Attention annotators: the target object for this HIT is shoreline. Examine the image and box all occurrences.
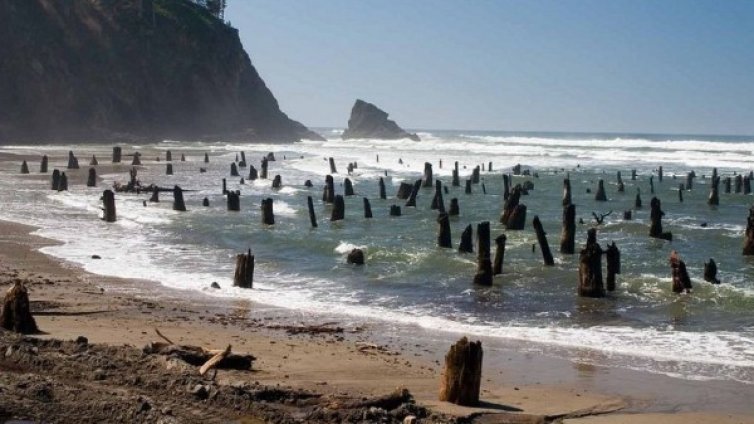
[1,219,753,422]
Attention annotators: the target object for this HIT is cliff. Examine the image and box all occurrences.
[0,0,323,143]
[341,100,420,141]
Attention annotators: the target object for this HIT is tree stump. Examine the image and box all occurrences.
[439,337,482,406]
[323,175,335,204]
[745,176,752,195]
[500,185,522,226]
[227,191,240,211]
[58,172,68,191]
[102,189,116,222]
[51,169,60,190]
[649,197,672,241]
[605,242,620,291]
[506,204,527,231]
[344,178,354,196]
[658,166,663,182]
[464,180,472,195]
[173,186,187,211]
[272,175,282,189]
[493,234,506,275]
[735,175,743,193]
[233,249,254,288]
[670,251,692,293]
[595,179,607,201]
[458,224,473,253]
[149,188,159,203]
[181,154,186,162]
[222,178,228,195]
[649,175,654,194]
[230,163,239,177]
[331,195,345,221]
[86,168,97,187]
[431,180,445,212]
[473,222,493,285]
[631,169,636,180]
[452,162,460,187]
[1,281,38,334]
[239,151,247,167]
[703,258,720,284]
[261,198,275,225]
[423,162,433,188]
[406,180,421,207]
[723,176,731,194]
[449,198,460,216]
[307,196,318,227]
[112,147,122,163]
[204,153,209,163]
[347,248,365,265]
[678,184,684,203]
[379,177,387,199]
[471,166,480,184]
[132,152,141,166]
[67,151,79,169]
[390,205,401,216]
[562,178,572,206]
[686,172,694,190]
[437,213,452,248]
[329,157,337,174]
[635,189,642,208]
[40,155,48,173]
[396,182,413,199]
[532,216,554,266]
[166,163,173,175]
[260,158,269,179]
[202,197,210,207]
[20,160,29,174]
[363,197,373,218]
[578,229,605,297]
[560,204,576,254]
[513,164,522,175]
[623,210,632,220]
[249,166,258,181]
[743,206,754,255]
[166,150,172,162]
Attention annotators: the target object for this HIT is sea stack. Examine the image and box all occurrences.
[341,99,420,141]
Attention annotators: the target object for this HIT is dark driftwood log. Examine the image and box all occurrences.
[464,180,472,195]
[503,174,510,201]
[149,188,159,203]
[724,176,731,194]
[562,178,572,206]
[493,234,506,275]
[704,258,720,284]
[431,180,445,212]
[670,251,692,294]
[204,153,209,163]
[347,249,364,265]
[344,178,354,196]
[458,224,473,253]
[67,151,79,169]
[437,213,452,248]
[260,158,268,179]
[222,178,227,195]
[307,196,318,227]
[378,177,387,199]
[423,162,433,188]
[595,179,607,201]
[743,206,754,255]
[51,169,60,190]
[363,197,373,218]
[227,191,240,211]
[560,204,576,254]
[473,222,493,286]
[102,189,116,222]
[112,147,122,163]
[248,166,258,181]
[396,182,413,199]
[331,195,345,221]
[144,342,255,371]
[406,180,421,207]
[1,281,38,334]
[439,337,482,406]
[58,172,68,191]
[649,197,672,241]
[173,186,187,211]
[323,175,335,203]
[578,228,605,298]
[532,216,554,266]
[40,155,48,173]
[471,166,480,184]
[20,160,29,174]
[605,242,620,291]
[329,157,337,174]
[87,168,96,187]
[132,152,141,166]
[233,249,254,288]
[261,198,275,225]
[449,198,459,216]
[506,204,527,231]
[390,205,401,217]
[272,175,282,189]
[230,163,239,177]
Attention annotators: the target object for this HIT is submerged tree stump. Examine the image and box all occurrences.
[724,176,731,194]
[239,151,247,167]
[506,204,527,231]
[459,224,473,253]
[233,249,254,289]
[649,175,654,194]
[204,153,209,163]
[249,166,258,181]
[532,216,554,266]
[260,158,269,179]
[439,337,483,406]
[703,258,720,284]
[102,189,116,222]
[222,178,228,195]
[307,196,318,227]
[649,197,672,241]
[745,176,752,195]
[578,228,605,298]
[40,155,48,173]
[347,248,365,265]
[329,157,337,174]
[562,178,572,206]
[503,174,510,201]
[132,152,141,166]
[363,197,373,218]
[390,205,401,217]
[631,169,637,180]
[379,177,387,199]
[449,198,460,216]
[331,195,345,221]
[431,180,445,212]
[743,206,754,255]
[227,191,240,211]
[261,198,275,225]
[396,182,413,199]
[58,172,68,191]
[686,172,694,190]
[473,222,493,286]
[560,204,576,254]
[464,180,472,195]
[181,154,186,162]
[735,175,743,193]
[605,242,621,291]
[202,197,210,207]
[471,166,480,184]
[112,147,122,163]
[173,186,187,211]
[708,172,720,205]
[406,180,421,207]
[149,188,159,203]
[272,175,282,189]
[67,151,79,169]
[344,178,354,196]
[166,150,172,162]
[1,281,38,334]
[437,213,452,248]
[678,184,684,203]
[500,185,522,227]
[422,162,434,188]
[230,163,239,177]
[86,168,97,187]
[51,169,61,190]
[635,189,642,209]
[493,234,506,275]
[323,175,335,204]
[670,251,692,294]
[595,179,607,201]
[20,161,29,174]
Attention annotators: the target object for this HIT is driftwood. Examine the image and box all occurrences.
[560,204,576,254]
[743,206,754,255]
[578,228,604,298]
[261,198,275,225]
[605,242,620,291]
[144,340,254,372]
[591,210,613,225]
[704,258,720,284]
[112,147,122,163]
[493,234,506,275]
[458,224,473,253]
[437,213,452,248]
[1,280,39,334]
[40,155,48,173]
[649,197,672,241]
[532,216,554,266]
[439,337,482,406]
[233,249,254,288]
[670,251,692,294]
[102,190,116,222]
[449,198,459,216]
[363,197,373,218]
[331,195,345,221]
[473,222,493,285]
[173,186,187,211]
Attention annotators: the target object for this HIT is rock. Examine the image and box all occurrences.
[341,100,420,141]
[347,249,365,265]
[91,255,101,259]
[210,282,220,289]
[75,336,89,345]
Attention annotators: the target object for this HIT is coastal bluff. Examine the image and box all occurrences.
[0,0,322,144]
[342,99,420,141]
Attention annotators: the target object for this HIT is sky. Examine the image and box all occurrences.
[226,0,754,135]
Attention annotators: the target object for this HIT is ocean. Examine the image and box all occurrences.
[1,129,753,385]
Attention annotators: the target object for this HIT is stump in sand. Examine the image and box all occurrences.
[437,213,452,248]
[166,163,173,176]
[532,216,554,266]
[449,198,459,216]
[670,251,692,294]
[422,162,433,188]
[704,258,720,284]
[378,177,387,199]
[51,169,61,190]
[743,206,754,255]
[560,204,576,254]
[649,197,672,241]
[307,196,318,227]
[578,228,604,298]
[459,224,473,254]
[1,281,38,334]
[67,151,80,169]
[227,191,240,211]
[363,197,373,218]
[473,222,493,286]
[323,175,335,204]
[344,178,354,196]
[173,186,187,211]
[562,178,572,206]
[605,242,620,292]
[261,198,275,225]
[40,155,48,173]
[594,179,607,201]
[102,189,116,222]
[493,234,506,275]
[112,147,122,163]
[431,180,445,212]
[248,166,258,181]
[230,163,239,177]
[439,337,483,406]
[87,168,97,187]
[331,195,345,221]
[233,249,254,289]
[272,175,282,189]
[20,161,29,174]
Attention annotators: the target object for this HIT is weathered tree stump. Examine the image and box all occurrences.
[531,216,554,266]
[261,198,275,225]
[51,169,60,190]
[459,224,473,253]
[329,157,337,174]
[390,205,401,216]
[347,163,354,175]
[112,147,122,163]
[631,169,636,180]
[745,176,752,195]
[578,228,604,298]
[623,210,632,220]
[670,251,692,293]
[605,242,620,291]
[724,176,732,194]
[649,197,672,241]
[67,151,79,169]
[501,185,526,230]
[396,182,413,199]
[344,178,354,196]
[149,188,159,203]
[562,178,572,206]
[58,172,68,191]
[40,155,48,173]
[102,189,116,222]
[304,179,313,188]
[132,152,141,166]
[323,175,335,204]
[743,206,754,255]
[238,151,247,167]
[703,258,720,284]
[306,196,318,227]
[222,178,228,195]
[379,177,387,199]
[560,204,576,254]
[230,163,239,177]
[165,150,172,162]
[406,180,421,207]
[649,175,654,194]
[272,175,282,189]
[464,180,472,195]
[658,166,663,182]
[616,171,624,193]
[166,163,173,175]
[678,184,684,203]
[260,158,269,179]
[493,234,506,275]
[363,197,373,218]
[172,186,187,211]
[449,198,460,216]
[513,164,522,175]
[202,197,210,207]
[347,248,365,265]
[473,222,493,285]
[204,153,209,163]
[86,168,96,187]
[506,204,527,231]
[20,160,29,174]
[452,161,460,187]
[708,173,720,205]
[595,179,607,201]
[181,154,186,162]
[439,337,483,406]
[635,188,642,208]
[248,165,258,181]
[437,213,452,248]
[331,195,345,221]
[735,174,743,193]
[227,191,240,211]
[423,162,434,188]
[686,172,694,190]
[1,281,38,334]
[471,166,480,184]
[431,180,445,212]
[233,249,254,289]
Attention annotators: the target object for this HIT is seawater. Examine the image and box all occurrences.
[0,130,753,385]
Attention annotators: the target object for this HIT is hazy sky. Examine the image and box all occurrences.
[226,1,754,135]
